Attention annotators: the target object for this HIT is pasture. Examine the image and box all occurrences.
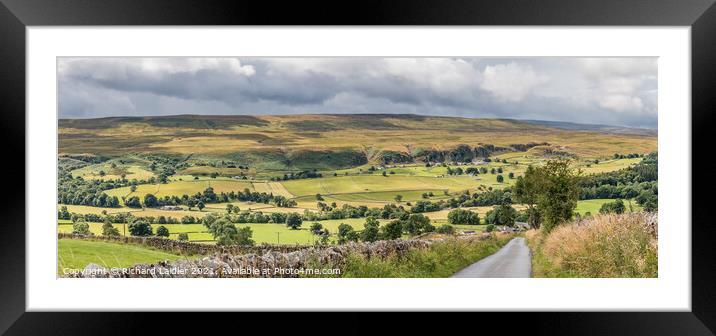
[281,175,491,198]
[58,113,656,264]
[71,164,155,181]
[58,238,185,274]
[103,179,255,198]
[575,198,643,215]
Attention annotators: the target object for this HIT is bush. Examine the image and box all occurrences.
[128,220,153,236]
[436,225,455,234]
[72,219,91,235]
[599,199,626,214]
[205,217,254,246]
[101,221,120,236]
[309,222,324,235]
[286,213,303,230]
[177,233,189,241]
[337,223,359,244]
[485,224,495,232]
[156,225,170,237]
[447,208,480,225]
[360,217,381,242]
[381,220,403,240]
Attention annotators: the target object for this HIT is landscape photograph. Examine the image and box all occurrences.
[57,57,658,278]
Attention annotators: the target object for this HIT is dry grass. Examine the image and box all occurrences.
[59,114,657,158]
[527,212,657,278]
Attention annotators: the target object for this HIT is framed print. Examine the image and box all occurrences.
[2,0,716,334]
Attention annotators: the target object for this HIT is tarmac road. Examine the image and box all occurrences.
[450,237,532,278]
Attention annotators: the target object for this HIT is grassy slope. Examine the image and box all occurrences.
[59,114,657,160]
[58,239,186,274]
[104,179,254,198]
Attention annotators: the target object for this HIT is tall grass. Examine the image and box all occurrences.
[527,213,657,278]
[304,234,513,278]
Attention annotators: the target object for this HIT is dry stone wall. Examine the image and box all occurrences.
[58,232,310,256]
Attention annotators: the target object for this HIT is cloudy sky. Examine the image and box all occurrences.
[58,57,657,128]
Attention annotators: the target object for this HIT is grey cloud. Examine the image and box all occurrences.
[58,57,657,128]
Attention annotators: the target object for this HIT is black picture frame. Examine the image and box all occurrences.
[1,0,715,334]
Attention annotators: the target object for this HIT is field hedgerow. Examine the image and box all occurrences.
[527,212,657,278]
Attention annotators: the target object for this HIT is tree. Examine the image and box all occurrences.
[130,185,137,192]
[226,204,234,213]
[143,193,158,207]
[286,213,303,230]
[128,220,153,236]
[382,171,387,177]
[360,217,381,242]
[156,225,170,237]
[381,220,403,240]
[204,217,254,246]
[403,213,434,236]
[496,175,504,183]
[528,159,581,232]
[513,165,542,229]
[599,199,626,214]
[309,222,324,235]
[72,219,90,235]
[125,196,142,208]
[496,204,517,226]
[337,223,359,244]
[197,201,205,212]
[394,194,403,203]
[436,224,455,234]
[101,220,120,236]
[177,233,189,241]
[447,208,480,225]
[316,193,324,201]
[508,172,515,179]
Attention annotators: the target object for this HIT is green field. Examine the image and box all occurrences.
[58,113,656,271]
[282,175,491,197]
[579,158,642,174]
[104,179,255,198]
[58,239,186,274]
[71,163,155,181]
[575,198,642,215]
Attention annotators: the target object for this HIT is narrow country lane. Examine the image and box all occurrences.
[451,237,532,278]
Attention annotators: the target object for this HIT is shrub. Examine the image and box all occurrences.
[360,217,381,242]
[485,224,495,232]
[177,233,189,241]
[205,217,254,246]
[128,220,153,236]
[72,219,91,235]
[381,220,403,240]
[101,220,120,236]
[309,222,324,235]
[447,208,480,225]
[599,199,626,214]
[337,223,359,244]
[436,225,455,234]
[156,225,170,237]
[286,213,303,230]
